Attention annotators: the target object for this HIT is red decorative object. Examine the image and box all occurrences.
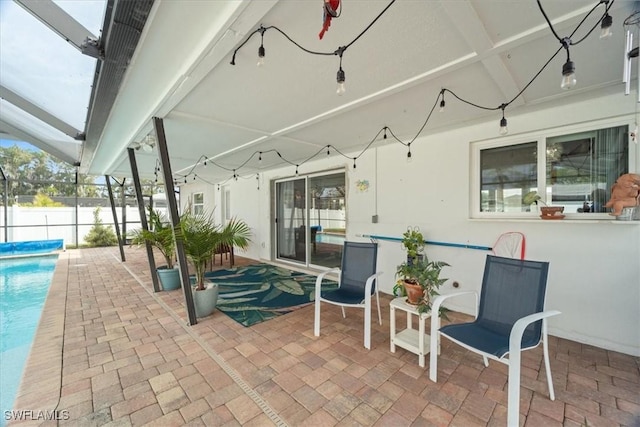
[319,0,340,40]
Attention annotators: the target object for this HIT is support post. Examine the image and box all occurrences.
[153,116,197,325]
[127,148,161,292]
[106,175,126,262]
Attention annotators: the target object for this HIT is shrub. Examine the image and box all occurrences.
[84,207,118,247]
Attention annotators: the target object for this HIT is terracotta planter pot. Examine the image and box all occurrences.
[540,206,565,219]
[403,281,424,305]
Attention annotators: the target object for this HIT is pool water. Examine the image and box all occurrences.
[0,255,57,425]
[315,233,345,245]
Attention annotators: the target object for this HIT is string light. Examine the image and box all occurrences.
[336,47,346,96]
[536,0,613,91]
[257,26,266,67]
[499,105,508,136]
[600,13,613,39]
[230,2,397,95]
[560,38,576,90]
[172,0,613,185]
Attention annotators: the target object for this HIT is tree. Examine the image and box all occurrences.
[22,192,65,207]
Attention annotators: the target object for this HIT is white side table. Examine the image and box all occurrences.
[390,297,431,367]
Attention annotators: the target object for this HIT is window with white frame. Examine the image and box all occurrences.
[473,124,630,217]
[193,192,204,215]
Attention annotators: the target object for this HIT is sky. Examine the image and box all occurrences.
[0,0,105,146]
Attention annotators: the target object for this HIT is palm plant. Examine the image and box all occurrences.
[130,207,176,268]
[177,207,253,291]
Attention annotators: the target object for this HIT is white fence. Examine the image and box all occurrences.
[0,206,150,245]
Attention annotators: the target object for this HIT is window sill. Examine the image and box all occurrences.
[470,217,640,224]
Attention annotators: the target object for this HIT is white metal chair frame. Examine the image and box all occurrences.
[429,288,560,426]
[314,267,384,350]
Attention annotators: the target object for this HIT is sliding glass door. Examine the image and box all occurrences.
[275,171,345,268]
[275,178,306,262]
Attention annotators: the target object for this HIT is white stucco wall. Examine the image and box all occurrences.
[181,87,640,356]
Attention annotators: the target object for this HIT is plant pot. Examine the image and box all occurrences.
[157,266,181,290]
[192,281,219,318]
[540,206,565,219]
[403,281,424,305]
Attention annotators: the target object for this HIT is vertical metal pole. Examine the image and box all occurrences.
[3,175,8,242]
[153,116,197,325]
[75,170,79,246]
[121,179,127,244]
[127,148,161,292]
[106,175,126,262]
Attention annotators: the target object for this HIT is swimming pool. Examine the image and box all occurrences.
[315,233,346,245]
[0,255,57,426]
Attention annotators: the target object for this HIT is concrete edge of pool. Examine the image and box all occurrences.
[10,251,68,425]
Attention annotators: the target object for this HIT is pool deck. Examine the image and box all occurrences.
[8,246,640,426]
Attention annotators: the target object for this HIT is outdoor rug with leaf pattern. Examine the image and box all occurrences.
[205,263,338,327]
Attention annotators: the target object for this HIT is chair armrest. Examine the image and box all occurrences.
[509,310,561,353]
[431,291,479,319]
[315,268,341,299]
[364,271,384,296]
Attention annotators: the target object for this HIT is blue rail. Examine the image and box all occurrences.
[361,234,491,251]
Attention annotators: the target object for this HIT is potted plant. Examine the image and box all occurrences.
[177,210,252,318]
[400,227,425,265]
[129,207,181,290]
[523,191,564,219]
[394,227,449,313]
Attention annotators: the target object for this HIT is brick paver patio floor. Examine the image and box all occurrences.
[8,247,640,426]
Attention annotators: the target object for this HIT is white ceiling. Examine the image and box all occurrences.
[25,1,640,183]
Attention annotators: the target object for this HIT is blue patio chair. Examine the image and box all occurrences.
[429,255,560,427]
[314,241,383,349]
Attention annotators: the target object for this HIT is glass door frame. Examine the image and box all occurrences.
[273,168,345,268]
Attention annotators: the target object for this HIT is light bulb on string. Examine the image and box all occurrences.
[257,26,266,67]
[352,158,357,169]
[335,47,346,96]
[258,152,263,165]
[383,127,387,139]
[560,38,576,90]
[561,60,576,90]
[336,67,346,95]
[406,145,413,163]
[295,165,299,175]
[600,13,613,39]
[326,145,331,156]
[499,104,508,136]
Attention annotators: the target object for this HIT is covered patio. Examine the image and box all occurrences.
[11,246,639,426]
[2,0,640,425]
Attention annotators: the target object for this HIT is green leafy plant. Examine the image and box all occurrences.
[523,191,547,207]
[400,227,425,262]
[177,210,252,291]
[84,207,118,247]
[394,227,449,314]
[129,207,176,268]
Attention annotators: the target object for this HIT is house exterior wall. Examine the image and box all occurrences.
[181,88,640,356]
